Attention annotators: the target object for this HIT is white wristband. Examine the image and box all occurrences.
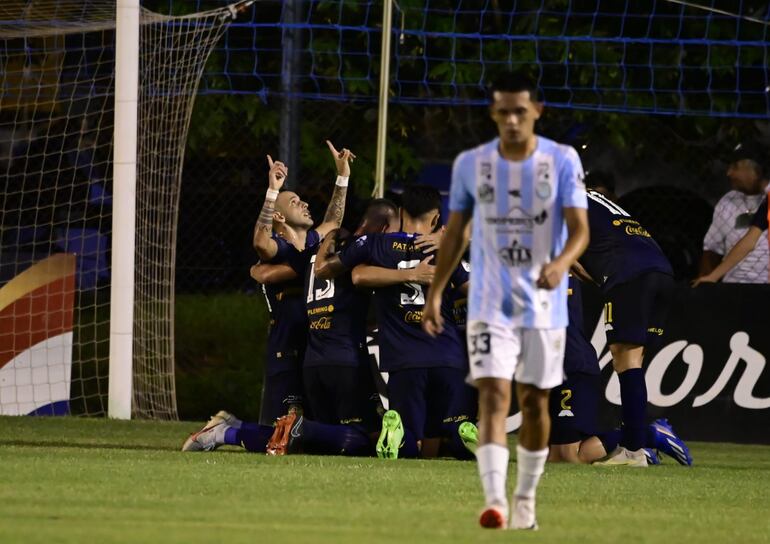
[335,175,349,187]
[265,188,279,201]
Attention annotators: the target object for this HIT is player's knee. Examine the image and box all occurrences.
[517,388,548,420]
[478,380,510,415]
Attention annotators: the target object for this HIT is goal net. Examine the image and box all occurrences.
[0,0,239,418]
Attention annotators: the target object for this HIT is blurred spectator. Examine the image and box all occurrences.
[584,169,618,201]
[699,145,768,283]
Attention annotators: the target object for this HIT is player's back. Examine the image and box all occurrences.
[344,231,468,372]
[580,190,672,291]
[301,236,370,368]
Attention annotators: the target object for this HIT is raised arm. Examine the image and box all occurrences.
[693,226,763,286]
[351,257,435,287]
[537,206,589,289]
[422,210,472,336]
[313,229,348,280]
[315,140,356,238]
[252,155,287,261]
[250,263,298,285]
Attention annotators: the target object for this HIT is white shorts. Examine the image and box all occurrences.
[467,321,566,390]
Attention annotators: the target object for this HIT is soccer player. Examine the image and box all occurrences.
[547,276,692,466]
[572,183,674,468]
[265,198,402,456]
[181,142,355,451]
[694,194,768,285]
[314,184,476,461]
[250,141,354,426]
[421,71,590,530]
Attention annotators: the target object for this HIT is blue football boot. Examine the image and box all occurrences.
[650,418,693,466]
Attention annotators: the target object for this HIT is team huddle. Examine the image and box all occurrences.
[182,72,693,530]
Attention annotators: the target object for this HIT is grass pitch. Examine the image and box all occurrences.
[1,417,769,544]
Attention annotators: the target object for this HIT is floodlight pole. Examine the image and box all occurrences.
[374,0,394,198]
[109,0,139,419]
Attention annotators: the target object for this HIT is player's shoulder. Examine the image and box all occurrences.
[454,139,497,165]
[715,190,744,208]
[538,135,580,163]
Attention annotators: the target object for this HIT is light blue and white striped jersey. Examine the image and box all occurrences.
[449,136,587,329]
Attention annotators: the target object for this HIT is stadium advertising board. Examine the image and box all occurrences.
[368,283,770,444]
[582,283,770,444]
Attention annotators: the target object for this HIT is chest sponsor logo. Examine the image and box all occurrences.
[478,183,495,203]
[310,316,333,330]
[404,310,423,323]
[499,240,532,267]
[487,208,548,233]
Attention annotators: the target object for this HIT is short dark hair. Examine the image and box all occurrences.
[730,143,767,179]
[487,70,540,102]
[584,170,616,193]
[401,185,441,219]
[362,198,398,225]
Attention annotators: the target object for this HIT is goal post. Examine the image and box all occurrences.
[108,0,139,420]
[0,1,250,420]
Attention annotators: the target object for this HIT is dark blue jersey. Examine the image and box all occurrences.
[339,232,469,372]
[261,233,315,376]
[751,195,768,231]
[300,234,370,368]
[564,275,600,376]
[580,190,673,292]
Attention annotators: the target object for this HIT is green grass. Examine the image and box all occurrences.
[1,417,769,544]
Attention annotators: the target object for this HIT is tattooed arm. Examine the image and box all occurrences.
[316,140,355,238]
[252,155,287,261]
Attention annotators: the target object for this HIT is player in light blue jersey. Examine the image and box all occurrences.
[423,71,589,530]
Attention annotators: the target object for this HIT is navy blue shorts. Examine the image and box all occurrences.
[258,368,303,426]
[604,271,674,347]
[386,367,475,440]
[549,372,599,445]
[303,364,380,431]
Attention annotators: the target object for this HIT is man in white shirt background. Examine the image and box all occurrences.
[700,145,768,283]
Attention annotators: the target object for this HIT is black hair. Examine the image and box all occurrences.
[730,143,767,179]
[363,198,398,225]
[584,170,617,193]
[401,185,441,219]
[487,69,541,102]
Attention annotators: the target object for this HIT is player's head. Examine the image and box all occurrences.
[487,70,543,147]
[727,144,767,194]
[274,190,313,230]
[400,184,441,231]
[355,198,400,236]
[585,170,618,201]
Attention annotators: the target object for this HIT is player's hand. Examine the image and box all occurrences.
[266,155,287,191]
[415,227,445,253]
[537,260,567,290]
[691,274,717,287]
[409,256,435,285]
[326,140,356,178]
[421,291,444,337]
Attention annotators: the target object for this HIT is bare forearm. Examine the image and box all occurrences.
[352,265,411,287]
[253,195,278,260]
[322,183,348,227]
[557,208,590,268]
[709,227,762,280]
[431,211,470,294]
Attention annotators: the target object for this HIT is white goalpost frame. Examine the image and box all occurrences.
[109,0,140,420]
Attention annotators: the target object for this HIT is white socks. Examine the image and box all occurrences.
[514,445,548,499]
[476,443,510,508]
